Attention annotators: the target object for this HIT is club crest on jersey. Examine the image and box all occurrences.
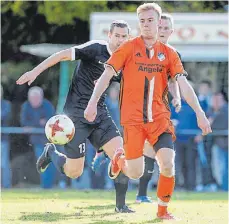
[158,53,165,61]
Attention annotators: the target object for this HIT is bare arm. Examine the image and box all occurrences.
[32,49,72,75]
[16,49,72,85]
[169,78,181,112]
[177,76,203,114]
[177,76,212,135]
[90,66,116,104]
[84,66,116,122]
[169,79,180,100]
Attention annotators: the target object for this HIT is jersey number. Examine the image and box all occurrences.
[79,143,86,154]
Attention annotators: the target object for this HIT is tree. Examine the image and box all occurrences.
[2,1,227,25]
[1,1,108,25]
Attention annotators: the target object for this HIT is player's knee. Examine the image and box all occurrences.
[65,166,84,179]
[159,161,175,177]
[67,169,83,179]
[128,168,144,180]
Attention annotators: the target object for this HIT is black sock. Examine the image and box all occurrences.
[138,176,150,197]
[114,172,129,208]
[137,156,155,197]
[48,144,66,174]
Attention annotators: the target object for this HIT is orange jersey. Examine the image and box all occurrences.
[107,36,186,125]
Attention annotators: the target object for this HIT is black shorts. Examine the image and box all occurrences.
[64,112,121,159]
[153,132,174,152]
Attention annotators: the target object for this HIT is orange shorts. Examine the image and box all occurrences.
[123,118,176,160]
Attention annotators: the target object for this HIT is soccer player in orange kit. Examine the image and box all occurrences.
[85,3,212,220]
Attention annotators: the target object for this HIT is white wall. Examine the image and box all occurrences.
[90,13,228,62]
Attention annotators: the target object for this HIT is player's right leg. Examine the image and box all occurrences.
[37,119,92,179]
[122,124,146,180]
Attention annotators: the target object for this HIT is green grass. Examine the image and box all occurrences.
[1,189,228,224]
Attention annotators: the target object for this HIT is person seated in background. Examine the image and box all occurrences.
[1,84,12,188]
[20,86,56,188]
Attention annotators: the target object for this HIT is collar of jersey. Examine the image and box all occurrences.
[138,36,160,50]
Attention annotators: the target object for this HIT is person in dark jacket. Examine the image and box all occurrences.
[209,92,228,191]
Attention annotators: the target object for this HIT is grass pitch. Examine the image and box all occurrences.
[1,189,228,224]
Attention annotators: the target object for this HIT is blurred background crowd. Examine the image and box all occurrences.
[1,1,228,192]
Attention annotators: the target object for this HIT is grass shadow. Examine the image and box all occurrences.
[74,204,115,211]
[19,211,119,223]
[145,218,163,223]
[86,204,115,210]
[19,212,77,222]
[91,221,124,224]
[89,217,162,224]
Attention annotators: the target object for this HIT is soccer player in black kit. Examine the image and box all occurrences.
[16,21,134,213]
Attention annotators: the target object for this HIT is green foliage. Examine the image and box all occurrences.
[1,1,30,16]
[37,1,108,24]
[1,61,34,83]
[2,1,227,26]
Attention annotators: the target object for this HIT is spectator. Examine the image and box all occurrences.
[172,81,208,191]
[195,81,217,192]
[20,86,56,188]
[209,92,228,191]
[1,85,12,188]
[198,80,212,109]
[172,99,198,190]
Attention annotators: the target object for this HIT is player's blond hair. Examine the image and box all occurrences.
[137,3,162,19]
[161,13,174,29]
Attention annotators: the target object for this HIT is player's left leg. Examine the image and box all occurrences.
[101,137,134,213]
[88,116,133,213]
[114,172,134,213]
[136,141,156,203]
[154,133,177,220]
[91,149,134,213]
[146,119,178,220]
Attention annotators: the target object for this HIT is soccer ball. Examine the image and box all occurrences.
[45,115,75,145]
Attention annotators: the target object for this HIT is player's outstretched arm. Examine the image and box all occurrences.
[16,49,72,86]
[168,79,181,113]
[177,76,212,135]
[84,66,116,122]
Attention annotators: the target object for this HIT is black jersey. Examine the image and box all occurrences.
[64,40,114,118]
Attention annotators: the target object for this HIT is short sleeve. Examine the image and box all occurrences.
[70,41,102,61]
[106,41,132,75]
[168,48,187,79]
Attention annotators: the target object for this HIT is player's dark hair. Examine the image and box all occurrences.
[161,13,174,28]
[214,91,228,102]
[110,20,130,34]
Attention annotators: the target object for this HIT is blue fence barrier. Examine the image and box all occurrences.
[0,127,228,136]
